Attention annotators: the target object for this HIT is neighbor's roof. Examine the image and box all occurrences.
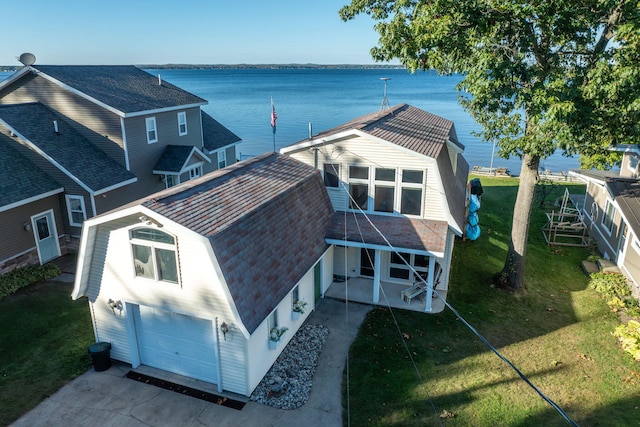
[201,111,242,152]
[570,169,621,182]
[326,212,449,256]
[607,178,640,239]
[0,132,62,210]
[0,103,136,193]
[142,153,334,334]
[29,65,207,114]
[285,103,464,157]
[153,145,210,174]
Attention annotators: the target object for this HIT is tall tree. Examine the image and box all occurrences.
[341,0,640,291]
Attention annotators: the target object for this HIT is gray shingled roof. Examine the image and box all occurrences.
[32,65,206,114]
[607,178,640,239]
[142,153,334,334]
[291,103,464,157]
[201,111,241,152]
[0,132,62,208]
[0,103,136,192]
[326,212,449,255]
[153,145,204,174]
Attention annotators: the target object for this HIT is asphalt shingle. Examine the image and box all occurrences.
[33,65,206,114]
[143,153,334,334]
[0,103,136,192]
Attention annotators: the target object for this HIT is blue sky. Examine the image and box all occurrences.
[2,1,386,65]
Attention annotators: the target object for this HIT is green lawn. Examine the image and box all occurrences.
[0,280,93,425]
[344,177,640,426]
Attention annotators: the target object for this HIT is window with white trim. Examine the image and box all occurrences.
[65,195,86,227]
[189,166,202,180]
[291,285,299,310]
[349,166,369,210]
[145,117,158,143]
[268,310,278,332]
[218,150,227,169]
[602,199,616,234]
[177,112,187,136]
[323,163,340,188]
[374,168,395,213]
[130,228,179,284]
[347,166,425,216]
[400,170,424,215]
[389,252,430,281]
[165,174,179,188]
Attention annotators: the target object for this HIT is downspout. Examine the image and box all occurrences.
[424,257,435,312]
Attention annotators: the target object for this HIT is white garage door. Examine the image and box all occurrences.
[133,305,218,384]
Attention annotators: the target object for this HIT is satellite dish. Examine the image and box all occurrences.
[18,53,36,66]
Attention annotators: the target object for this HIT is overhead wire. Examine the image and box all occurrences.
[316,143,578,426]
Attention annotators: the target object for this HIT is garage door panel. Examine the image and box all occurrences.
[133,305,218,384]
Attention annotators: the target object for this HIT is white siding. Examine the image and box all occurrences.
[333,246,358,278]
[84,213,249,394]
[288,136,448,222]
[246,266,316,394]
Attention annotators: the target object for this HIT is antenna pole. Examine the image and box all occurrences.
[379,78,391,113]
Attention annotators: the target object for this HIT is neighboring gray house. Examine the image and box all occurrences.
[281,104,469,312]
[71,153,334,396]
[571,145,640,298]
[0,64,240,272]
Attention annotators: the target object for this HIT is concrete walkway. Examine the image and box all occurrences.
[12,296,372,427]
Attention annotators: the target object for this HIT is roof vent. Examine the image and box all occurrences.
[18,52,36,66]
[158,74,162,85]
[53,120,59,134]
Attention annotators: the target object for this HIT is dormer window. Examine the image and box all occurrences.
[145,117,158,144]
[130,228,179,284]
[177,112,188,136]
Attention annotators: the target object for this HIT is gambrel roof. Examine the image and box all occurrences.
[138,153,334,334]
[0,103,136,194]
[0,132,62,211]
[282,103,469,235]
[301,103,464,157]
[1,65,207,116]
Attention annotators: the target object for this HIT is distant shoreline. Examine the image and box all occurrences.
[1,64,405,72]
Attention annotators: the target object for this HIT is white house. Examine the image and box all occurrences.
[281,104,469,313]
[71,153,334,396]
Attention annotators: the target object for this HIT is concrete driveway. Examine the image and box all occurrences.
[11,298,371,427]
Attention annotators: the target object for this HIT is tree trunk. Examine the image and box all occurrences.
[498,153,540,291]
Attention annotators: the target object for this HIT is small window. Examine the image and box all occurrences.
[65,195,86,227]
[323,163,340,188]
[165,174,179,188]
[268,310,278,332]
[402,170,424,184]
[349,166,369,180]
[628,155,639,173]
[602,199,616,233]
[145,117,158,143]
[189,166,202,180]
[130,228,178,284]
[218,150,227,169]
[291,286,299,309]
[375,168,395,182]
[177,112,187,136]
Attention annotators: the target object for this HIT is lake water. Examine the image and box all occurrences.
[1,68,580,173]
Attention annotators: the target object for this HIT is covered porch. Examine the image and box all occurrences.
[324,277,447,313]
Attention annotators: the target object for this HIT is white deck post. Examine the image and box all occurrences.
[372,250,381,303]
[424,256,435,312]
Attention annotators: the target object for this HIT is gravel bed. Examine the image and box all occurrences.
[250,323,329,410]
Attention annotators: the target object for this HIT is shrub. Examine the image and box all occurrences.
[614,320,640,362]
[0,263,62,300]
[589,271,630,299]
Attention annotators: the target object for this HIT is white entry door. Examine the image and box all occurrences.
[133,305,219,384]
[31,210,60,263]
